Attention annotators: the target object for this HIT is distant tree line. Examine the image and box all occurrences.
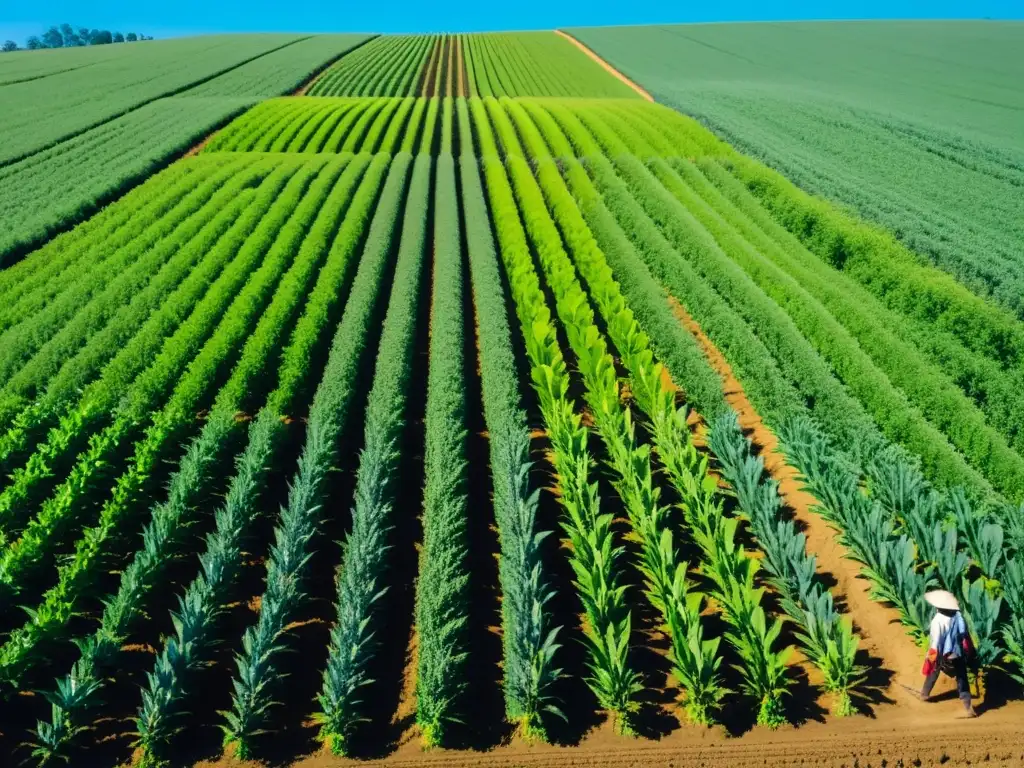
[2,24,153,52]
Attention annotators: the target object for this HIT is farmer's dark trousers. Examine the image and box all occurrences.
[922,655,972,708]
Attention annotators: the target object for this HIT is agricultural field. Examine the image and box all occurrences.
[0,24,1022,768]
[569,20,1024,315]
[0,34,371,264]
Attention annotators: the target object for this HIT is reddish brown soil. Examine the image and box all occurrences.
[667,297,928,691]
[553,31,654,103]
[184,133,218,157]
[181,298,1024,768]
[194,713,1024,768]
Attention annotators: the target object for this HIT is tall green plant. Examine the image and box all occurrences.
[459,98,560,739]
[217,154,414,760]
[314,154,431,756]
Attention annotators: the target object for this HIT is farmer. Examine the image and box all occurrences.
[919,589,978,717]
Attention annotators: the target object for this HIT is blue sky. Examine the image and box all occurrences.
[2,0,1022,42]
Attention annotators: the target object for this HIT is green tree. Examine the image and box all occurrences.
[1,40,17,52]
[41,26,63,47]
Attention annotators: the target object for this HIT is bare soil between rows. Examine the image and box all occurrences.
[181,297,1024,767]
[194,712,1024,768]
[553,31,654,102]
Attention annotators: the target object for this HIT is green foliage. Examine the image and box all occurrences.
[461,33,637,98]
[473,97,638,733]
[311,35,435,96]
[0,188,255,433]
[690,157,1024,462]
[314,154,431,755]
[218,154,413,760]
[0,157,351,689]
[470,97,640,730]
[779,416,938,644]
[415,154,470,747]
[127,154,391,765]
[710,411,865,714]
[459,99,560,737]
[569,22,1024,316]
[643,156,1024,500]
[1,35,370,265]
[500,98,729,724]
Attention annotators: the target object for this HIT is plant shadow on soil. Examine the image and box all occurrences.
[439,172,513,753]
[8,414,252,767]
[739,424,896,720]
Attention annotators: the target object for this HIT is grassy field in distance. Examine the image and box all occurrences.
[569,20,1024,315]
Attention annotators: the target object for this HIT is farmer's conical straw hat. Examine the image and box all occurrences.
[925,590,960,611]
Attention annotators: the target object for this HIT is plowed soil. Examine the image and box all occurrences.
[186,303,1024,768]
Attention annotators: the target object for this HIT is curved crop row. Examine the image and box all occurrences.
[0,159,243,376]
[0,161,298,481]
[665,156,1024,461]
[0,159,263,428]
[568,104,991,497]
[0,157,351,688]
[0,160,210,333]
[0,159,320,552]
[0,160,200,306]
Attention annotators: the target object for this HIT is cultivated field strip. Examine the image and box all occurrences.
[0,34,371,266]
[568,22,1024,318]
[464,32,639,98]
[312,32,639,99]
[0,27,1022,767]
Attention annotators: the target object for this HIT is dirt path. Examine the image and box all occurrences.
[197,709,1024,768]
[553,30,654,102]
[666,297,953,712]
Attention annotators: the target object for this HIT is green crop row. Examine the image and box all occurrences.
[310,35,436,97]
[0,158,210,331]
[469,97,639,732]
[207,97,440,155]
[217,153,412,759]
[492,96,806,726]
[463,34,638,99]
[0,157,349,688]
[457,101,559,738]
[414,153,470,747]
[0,160,315,548]
[125,153,392,766]
[312,154,430,756]
[29,147,385,753]
[0,160,294,484]
[0,158,257,427]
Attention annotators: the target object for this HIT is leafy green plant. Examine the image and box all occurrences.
[459,100,560,739]
[710,410,865,716]
[314,154,431,755]
[219,153,413,761]
[470,98,640,733]
[30,154,389,765]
